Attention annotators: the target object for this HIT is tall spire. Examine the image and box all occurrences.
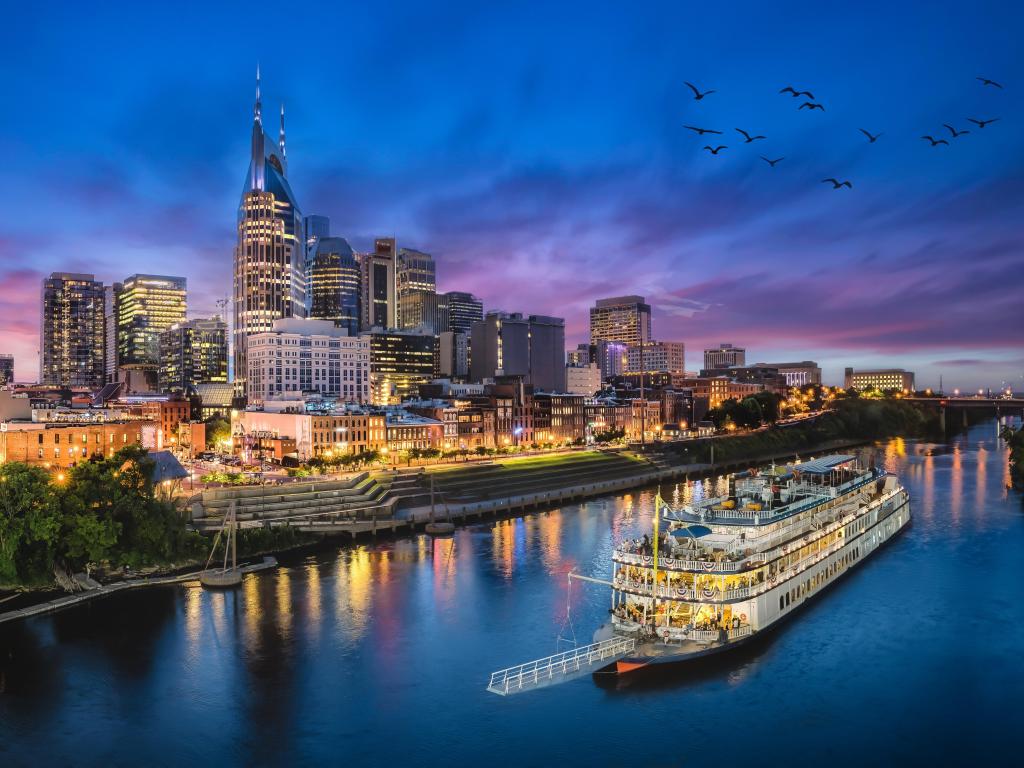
[279,103,286,158]
[254,63,262,124]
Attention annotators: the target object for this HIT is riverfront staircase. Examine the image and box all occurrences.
[190,472,399,533]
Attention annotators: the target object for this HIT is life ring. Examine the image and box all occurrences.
[740,613,747,622]
[660,628,671,640]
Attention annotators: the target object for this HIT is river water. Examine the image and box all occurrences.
[2,420,1022,766]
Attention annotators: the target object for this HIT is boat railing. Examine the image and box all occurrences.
[613,550,746,572]
[486,636,637,695]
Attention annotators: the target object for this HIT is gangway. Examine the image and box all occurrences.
[486,636,637,696]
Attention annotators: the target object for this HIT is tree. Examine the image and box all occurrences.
[205,417,231,449]
[0,463,61,584]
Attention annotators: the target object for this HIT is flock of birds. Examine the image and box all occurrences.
[681,76,1004,189]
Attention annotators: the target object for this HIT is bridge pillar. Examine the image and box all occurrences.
[939,407,946,433]
[963,409,969,429]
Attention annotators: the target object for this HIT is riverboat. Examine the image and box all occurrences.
[597,454,911,675]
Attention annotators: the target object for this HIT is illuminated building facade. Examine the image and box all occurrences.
[445,291,483,334]
[396,247,436,329]
[703,343,746,370]
[844,367,915,392]
[246,318,370,407]
[369,330,438,405]
[0,354,13,385]
[115,274,187,370]
[158,317,229,392]
[755,361,822,387]
[398,289,449,333]
[590,296,652,348]
[308,237,361,335]
[0,420,146,470]
[40,272,106,389]
[233,69,306,396]
[627,340,685,374]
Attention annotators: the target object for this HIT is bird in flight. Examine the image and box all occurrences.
[976,77,1003,89]
[760,156,784,167]
[685,125,723,136]
[779,86,814,98]
[967,117,1000,128]
[921,135,949,146]
[799,102,825,111]
[821,178,852,189]
[859,128,882,143]
[735,128,766,143]
[685,81,716,100]
[943,123,970,138]
[703,145,728,155]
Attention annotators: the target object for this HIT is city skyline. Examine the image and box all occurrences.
[1,2,1022,390]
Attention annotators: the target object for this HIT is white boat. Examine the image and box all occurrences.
[597,455,911,675]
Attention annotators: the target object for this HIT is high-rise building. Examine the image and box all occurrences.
[246,318,370,407]
[369,329,438,405]
[303,215,330,262]
[159,317,229,393]
[40,272,106,389]
[398,289,449,334]
[115,274,187,369]
[308,237,361,335]
[396,248,436,329]
[438,331,469,379]
[627,340,685,374]
[361,237,397,330]
[566,343,592,367]
[470,312,566,392]
[590,295,652,348]
[0,354,13,385]
[703,343,746,370]
[565,363,601,396]
[104,284,120,384]
[444,291,483,334]
[233,69,306,396]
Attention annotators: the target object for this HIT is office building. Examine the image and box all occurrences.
[590,295,652,348]
[565,363,601,396]
[567,343,592,367]
[308,237,361,335]
[399,289,449,334]
[303,214,330,264]
[369,330,438,405]
[704,343,746,370]
[233,70,306,395]
[595,340,628,380]
[159,317,229,392]
[755,361,822,387]
[361,237,397,330]
[246,318,370,407]
[115,274,187,369]
[40,272,106,389]
[699,365,789,393]
[396,247,436,329]
[844,367,915,392]
[470,312,566,392]
[438,331,469,378]
[0,354,13,385]
[445,291,484,334]
[627,340,685,374]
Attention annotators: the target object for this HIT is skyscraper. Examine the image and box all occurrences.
[369,329,438,405]
[116,274,187,369]
[589,295,652,348]
[444,291,483,334]
[398,290,449,334]
[40,272,106,389]
[159,317,229,393]
[361,237,397,330]
[233,68,306,396]
[308,237,361,335]
[396,247,436,329]
[0,354,13,385]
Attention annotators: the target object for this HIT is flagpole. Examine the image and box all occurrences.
[653,490,661,630]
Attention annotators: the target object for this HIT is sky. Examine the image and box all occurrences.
[1,1,1021,391]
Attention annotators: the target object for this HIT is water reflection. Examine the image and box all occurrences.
[1,422,1022,766]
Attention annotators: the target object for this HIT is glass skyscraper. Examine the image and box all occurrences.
[309,237,361,335]
[233,68,306,395]
[40,272,106,389]
[115,274,187,368]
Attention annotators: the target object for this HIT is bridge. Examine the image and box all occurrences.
[903,396,1024,430]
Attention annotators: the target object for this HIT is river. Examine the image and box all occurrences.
[2,419,1022,766]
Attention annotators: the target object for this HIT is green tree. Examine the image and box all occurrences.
[205,417,231,449]
[0,463,61,584]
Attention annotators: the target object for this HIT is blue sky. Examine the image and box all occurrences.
[1,1,1021,389]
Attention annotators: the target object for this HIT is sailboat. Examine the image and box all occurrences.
[424,475,455,536]
[200,501,243,588]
